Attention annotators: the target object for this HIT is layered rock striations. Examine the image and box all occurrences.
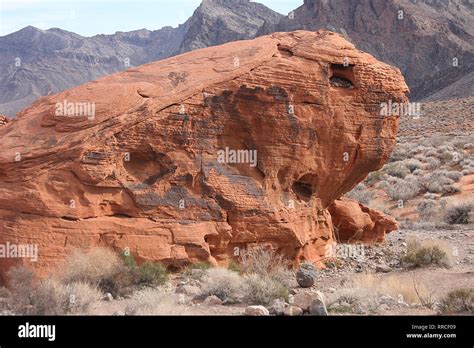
[0,30,408,279]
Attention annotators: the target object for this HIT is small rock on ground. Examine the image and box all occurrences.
[244,305,270,316]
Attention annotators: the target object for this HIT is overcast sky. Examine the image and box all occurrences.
[0,0,303,37]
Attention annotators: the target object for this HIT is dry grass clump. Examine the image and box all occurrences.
[239,246,294,286]
[6,247,171,315]
[439,288,473,314]
[200,268,246,302]
[403,237,453,268]
[60,248,123,285]
[351,273,433,305]
[7,267,101,315]
[200,247,294,305]
[125,288,188,315]
[243,274,289,305]
[61,249,168,297]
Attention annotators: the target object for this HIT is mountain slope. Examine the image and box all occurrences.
[0,0,282,117]
[258,0,474,100]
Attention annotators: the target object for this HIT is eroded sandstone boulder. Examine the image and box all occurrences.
[328,198,399,244]
[0,30,408,279]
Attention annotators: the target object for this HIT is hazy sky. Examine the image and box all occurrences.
[0,0,303,37]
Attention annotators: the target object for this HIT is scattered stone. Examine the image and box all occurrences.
[244,305,270,316]
[268,298,288,315]
[203,295,223,306]
[104,293,113,301]
[296,262,317,288]
[291,293,314,311]
[309,294,328,316]
[376,264,392,273]
[283,306,303,316]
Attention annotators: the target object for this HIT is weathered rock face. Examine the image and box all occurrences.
[0,30,408,280]
[328,198,399,244]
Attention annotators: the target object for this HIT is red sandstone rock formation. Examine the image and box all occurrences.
[0,30,408,279]
[328,198,399,244]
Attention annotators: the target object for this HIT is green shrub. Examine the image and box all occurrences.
[135,262,168,286]
[227,259,241,273]
[191,262,212,270]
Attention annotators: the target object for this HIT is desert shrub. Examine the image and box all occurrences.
[243,274,289,305]
[134,262,168,286]
[30,280,100,315]
[239,246,288,277]
[384,162,410,178]
[424,148,439,158]
[403,159,423,172]
[7,266,38,313]
[403,237,452,268]
[422,157,441,170]
[98,265,135,298]
[191,262,212,270]
[26,278,69,315]
[61,248,122,285]
[444,170,463,181]
[7,268,101,315]
[345,183,373,204]
[200,268,246,302]
[365,171,383,185]
[227,259,241,273]
[125,288,188,315]
[65,281,102,314]
[421,171,460,194]
[389,147,410,162]
[439,288,473,314]
[417,199,439,221]
[385,177,420,200]
[444,200,473,224]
